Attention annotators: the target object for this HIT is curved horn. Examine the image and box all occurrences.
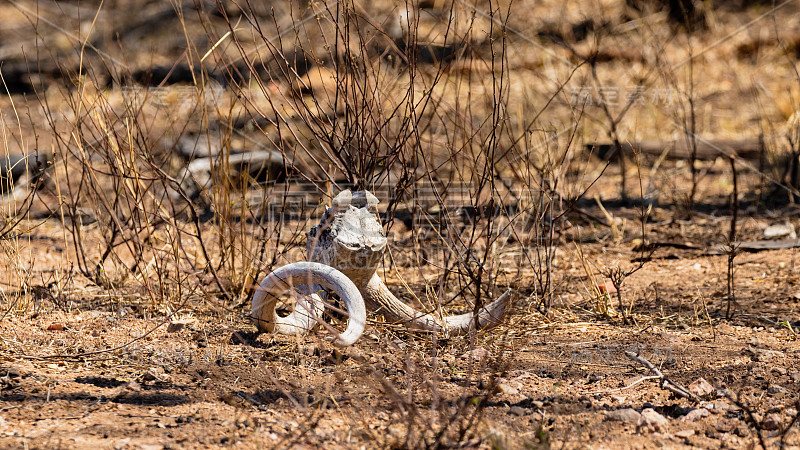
[363,274,511,333]
[251,261,367,346]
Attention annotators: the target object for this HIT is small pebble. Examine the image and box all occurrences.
[770,366,787,376]
[508,406,526,416]
[497,383,520,395]
[605,408,641,423]
[768,384,787,395]
[689,377,715,398]
[639,408,668,432]
[674,430,695,439]
[763,413,782,431]
[681,408,710,422]
[714,418,736,433]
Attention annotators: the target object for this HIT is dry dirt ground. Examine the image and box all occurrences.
[0,0,799,449]
[0,205,798,449]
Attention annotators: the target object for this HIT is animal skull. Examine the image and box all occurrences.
[251,190,511,345]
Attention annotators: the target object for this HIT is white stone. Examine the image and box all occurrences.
[639,408,668,432]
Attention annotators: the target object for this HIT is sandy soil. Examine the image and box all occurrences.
[0,0,798,449]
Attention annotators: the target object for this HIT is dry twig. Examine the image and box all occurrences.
[624,351,698,401]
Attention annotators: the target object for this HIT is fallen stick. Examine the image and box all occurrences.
[624,351,699,401]
[706,239,800,254]
[588,137,763,161]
